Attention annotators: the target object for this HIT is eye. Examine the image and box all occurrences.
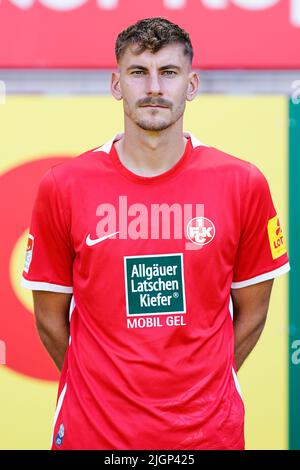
[162,70,177,76]
[131,70,146,75]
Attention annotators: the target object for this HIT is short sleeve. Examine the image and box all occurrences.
[21,168,74,293]
[232,164,290,288]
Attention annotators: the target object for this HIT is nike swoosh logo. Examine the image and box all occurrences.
[86,231,119,246]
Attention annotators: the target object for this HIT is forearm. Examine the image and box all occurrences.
[233,317,266,371]
[36,319,69,371]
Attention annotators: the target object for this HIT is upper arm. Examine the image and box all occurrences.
[231,279,274,326]
[22,168,74,293]
[33,291,72,332]
[232,164,289,288]
[21,168,74,340]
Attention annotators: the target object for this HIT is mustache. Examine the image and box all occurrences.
[137,98,172,108]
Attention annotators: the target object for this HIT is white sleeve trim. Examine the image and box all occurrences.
[231,262,290,289]
[21,277,73,293]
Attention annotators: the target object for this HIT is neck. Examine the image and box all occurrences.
[114,119,188,177]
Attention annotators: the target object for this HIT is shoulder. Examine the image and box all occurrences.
[193,143,250,171]
[192,143,268,188]
[41,144,109,188]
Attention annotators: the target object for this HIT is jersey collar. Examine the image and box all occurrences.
[93,132,207,155]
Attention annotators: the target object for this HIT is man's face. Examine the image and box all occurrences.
[112,43,198,132]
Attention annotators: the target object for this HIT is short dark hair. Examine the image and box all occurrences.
[115,17,193,64]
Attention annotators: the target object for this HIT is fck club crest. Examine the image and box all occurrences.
[186,216,216,246]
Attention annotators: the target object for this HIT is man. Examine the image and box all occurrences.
[22,17,290,450]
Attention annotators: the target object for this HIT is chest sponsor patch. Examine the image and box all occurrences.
[267,215,287,260]
[124,253,186,316]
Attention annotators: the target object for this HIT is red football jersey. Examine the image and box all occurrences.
[22,133,290,450]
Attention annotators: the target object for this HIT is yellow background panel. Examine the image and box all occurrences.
[0,95,288,449]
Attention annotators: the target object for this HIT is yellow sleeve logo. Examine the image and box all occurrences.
[267,215,287,260]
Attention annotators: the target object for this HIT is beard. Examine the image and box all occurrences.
[124,97,185,132]
[124,101,185,132]
[135,118,174,132]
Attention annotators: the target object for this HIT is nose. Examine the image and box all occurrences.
[146,72,162,96]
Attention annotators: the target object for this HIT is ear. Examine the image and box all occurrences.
[186,71,200,102]
[111,70,122,100]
